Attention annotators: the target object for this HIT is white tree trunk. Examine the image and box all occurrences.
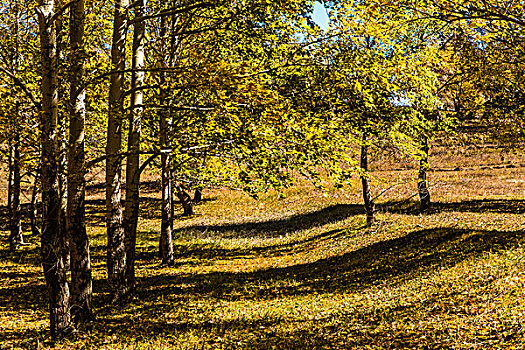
[68,0,93,322]
[124,0,146,293]
[37,0,72,339]
[106,0,129,302]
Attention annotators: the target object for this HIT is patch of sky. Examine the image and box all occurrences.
[312,1,329,31]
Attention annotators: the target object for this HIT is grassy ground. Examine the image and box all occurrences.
[1,146,525,349]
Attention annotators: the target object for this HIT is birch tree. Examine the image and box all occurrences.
[37,0,72,339]
[67,0,93,322]
[124,0,146,293]
[7,0,23,250]
[157,8,177,266]
[106,0,129,302]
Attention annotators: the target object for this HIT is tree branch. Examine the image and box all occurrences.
[86,140,235,168]
[51,0,81,23]
[129,2,214,24]
[0,66,42,111]
[138,154,158,174]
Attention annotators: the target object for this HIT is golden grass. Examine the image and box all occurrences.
[1,150,525,349]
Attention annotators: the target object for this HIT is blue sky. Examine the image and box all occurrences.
[312,1,329,30]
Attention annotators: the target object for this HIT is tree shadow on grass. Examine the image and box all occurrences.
[132,226,355,264]
[380,198,525,215]
[130,199,524,264]
[135,227,525,303]
[83,195,218,225]
[4,203,524,347]
[90,226,525,349]
[84,311,366,350]
[128,203,365,262]
[0,235,41,266]
[0,280,47,311]
[171,204,365,239]
[103,198,525,247]
[84,297,455,350]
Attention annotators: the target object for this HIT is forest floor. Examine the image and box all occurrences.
[1,145,525,349]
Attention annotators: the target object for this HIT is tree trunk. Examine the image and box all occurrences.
[106,0,129,303]
[56,16,70,271]
[124,0,146,292]
[194,188,202,203]
[67,0,93,323]
[9,1,23,251]
[60,144,69,271]
[8,139,13,215]
[159,13,175,265]
[9,119,23,250]
[418,137,431,212]
[159,151,174,265]
[37,0,72,339]
[30,177,41,236]
[360,132,374,227]
[176,184,194,216]
[160,157,174,265]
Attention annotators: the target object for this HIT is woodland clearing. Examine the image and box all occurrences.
[2,145,525,349]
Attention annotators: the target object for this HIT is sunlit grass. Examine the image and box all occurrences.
[1,157,525,349]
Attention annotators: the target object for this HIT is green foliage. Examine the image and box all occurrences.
[370,0,525,146]
[270,1,450,187]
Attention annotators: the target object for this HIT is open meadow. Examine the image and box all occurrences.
[2,145,525,349]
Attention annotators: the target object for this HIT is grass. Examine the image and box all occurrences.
[1,147,525,349]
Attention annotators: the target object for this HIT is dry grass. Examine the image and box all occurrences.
[1,147,525,349]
